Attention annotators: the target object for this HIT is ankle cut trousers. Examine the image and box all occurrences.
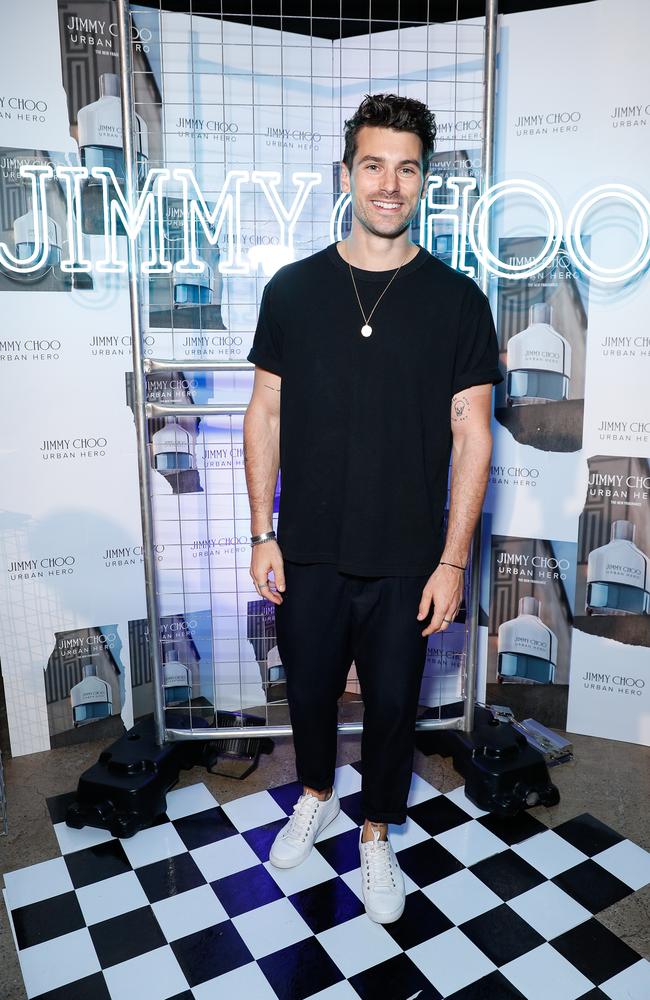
[274,560,430,825]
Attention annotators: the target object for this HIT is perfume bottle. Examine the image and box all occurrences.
[506,303,572,405]
[433,233,476,272]
[14,212,61,269]
[151,417,195,471]
[435,233,454,260]
[267,645,286,684]
[497,596,557,684]
[173,257,213,307]
[70,659,113,726]
[586,520,650,615]
[77,72,148,181]
[163,650,192,706]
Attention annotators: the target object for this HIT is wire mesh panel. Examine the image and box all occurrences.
[125,1,488,739]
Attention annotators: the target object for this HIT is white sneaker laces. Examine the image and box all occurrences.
[363,836,397,889]
[284,793,321,844]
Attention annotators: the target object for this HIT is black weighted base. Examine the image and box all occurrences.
[415,705,560,816]
[65,713,274,838]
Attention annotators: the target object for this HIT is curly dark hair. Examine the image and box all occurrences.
[343,93,436,172]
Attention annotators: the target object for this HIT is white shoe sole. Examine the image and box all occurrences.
[269,801,340,869]
[363,897,406,924]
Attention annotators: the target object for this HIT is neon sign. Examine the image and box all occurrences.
[1,164,649,284]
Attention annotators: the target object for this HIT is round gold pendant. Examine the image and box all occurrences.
[361,324,373,338]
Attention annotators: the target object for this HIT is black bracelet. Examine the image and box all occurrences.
[440,560,466,572]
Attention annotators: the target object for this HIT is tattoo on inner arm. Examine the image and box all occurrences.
[451,395,470,421]
[264,383,281,392]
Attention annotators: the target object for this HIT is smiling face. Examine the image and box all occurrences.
[341,125,428,240]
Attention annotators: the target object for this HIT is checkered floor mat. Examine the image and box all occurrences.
[3,763,650,999]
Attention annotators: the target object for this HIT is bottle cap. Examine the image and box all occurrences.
[518,595,540,616]
[611,519,635,542]
[153,418,193,462]
[100,73,120,98]
[14,212,60,249]
[529,302,552,325]
[82,661,98,678]
[173,259,213,290]
[165,649,179,662]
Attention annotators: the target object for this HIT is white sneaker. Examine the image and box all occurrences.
[359,828,406,924]
[269,789,340,868]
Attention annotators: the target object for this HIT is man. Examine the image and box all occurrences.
[243,93,502,924]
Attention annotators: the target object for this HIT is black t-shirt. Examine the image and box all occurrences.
[247,243,503,576]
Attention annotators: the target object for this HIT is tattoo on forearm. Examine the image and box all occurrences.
[264,383,281,392]
[451,395,470,421]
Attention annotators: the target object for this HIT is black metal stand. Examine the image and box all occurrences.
[66,713,274,838]
[67,703,559,837]
[415,705,560,816]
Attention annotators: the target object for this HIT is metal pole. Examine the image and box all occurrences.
[480,0,499,293]
[165,716,464,743]
[0,751,7,836]
[144,360,253,374]
[147,403,248,419]
[463,0,499,733]
[116,0,166,746]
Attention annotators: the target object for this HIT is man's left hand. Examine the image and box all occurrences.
[417,563,464,636]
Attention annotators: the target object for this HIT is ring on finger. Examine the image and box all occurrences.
[257,580,270,589]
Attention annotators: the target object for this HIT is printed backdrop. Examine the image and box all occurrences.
[0,0,648,756]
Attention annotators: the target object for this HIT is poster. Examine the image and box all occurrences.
[495,237,589,453]
[1,0,650,755]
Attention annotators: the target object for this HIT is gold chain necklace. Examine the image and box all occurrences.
[345,248,411,338]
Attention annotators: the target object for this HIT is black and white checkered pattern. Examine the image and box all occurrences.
[3,763,650,999]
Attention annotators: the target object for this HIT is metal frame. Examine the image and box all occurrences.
[464,0,499,731]
[116,0,499,748]
[116,0,165,745]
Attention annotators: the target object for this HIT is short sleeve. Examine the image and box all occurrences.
[452,282,504,394]
[247,277,284,376]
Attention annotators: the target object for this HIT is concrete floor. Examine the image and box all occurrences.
[1,726,649,1000]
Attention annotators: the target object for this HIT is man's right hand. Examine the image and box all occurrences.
[250,540,286,605]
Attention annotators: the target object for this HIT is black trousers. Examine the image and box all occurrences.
[274,560,429,824]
